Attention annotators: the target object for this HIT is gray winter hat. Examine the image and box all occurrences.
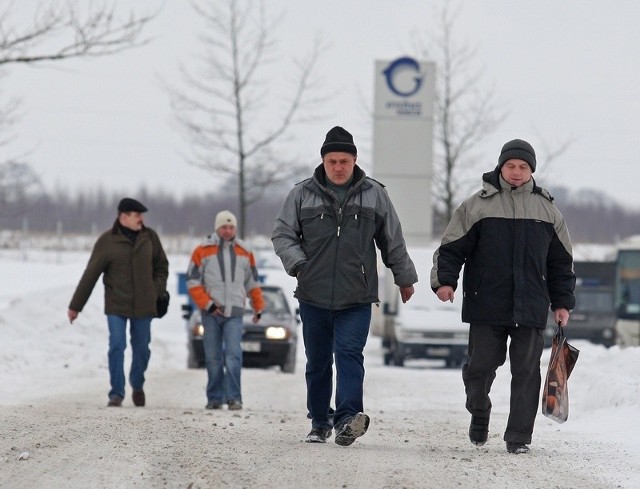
[498,139,537,172]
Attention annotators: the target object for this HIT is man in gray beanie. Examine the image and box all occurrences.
[498,139,537,173]
[431,138,575,454]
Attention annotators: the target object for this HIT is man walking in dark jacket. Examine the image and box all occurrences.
[431,139,575,454]
[272,126,418,446]
[68,197,169,407]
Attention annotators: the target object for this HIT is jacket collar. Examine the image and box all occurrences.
[111,219,147,235]
[309,164,369,194]
[480,165,553,201]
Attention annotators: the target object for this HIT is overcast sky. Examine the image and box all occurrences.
[4,1,640,208]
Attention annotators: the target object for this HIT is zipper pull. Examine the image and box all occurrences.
[337,226,340,237]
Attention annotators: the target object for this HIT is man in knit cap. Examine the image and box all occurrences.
[431,138,576,454]
[272,126,418,446]
[186,210,264,411]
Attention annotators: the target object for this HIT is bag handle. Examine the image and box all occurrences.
[555,320,565,339]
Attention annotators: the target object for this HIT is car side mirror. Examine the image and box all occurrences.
[182,303,193,320]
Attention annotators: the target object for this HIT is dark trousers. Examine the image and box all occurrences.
[299,302,371,430]
[462,324,544,444]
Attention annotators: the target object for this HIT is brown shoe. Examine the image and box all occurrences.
[227,399,243,411]
[132,389,145,407]
[108,396,123,407]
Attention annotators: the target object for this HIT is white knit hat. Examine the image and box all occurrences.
[215,210,237,230]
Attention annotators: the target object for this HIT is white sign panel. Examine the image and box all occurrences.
[374,57,435,120]
[373,57,435,247]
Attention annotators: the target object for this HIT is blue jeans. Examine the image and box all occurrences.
[299,302,371,430]
[106,315,152,400]
[201,312,243,403]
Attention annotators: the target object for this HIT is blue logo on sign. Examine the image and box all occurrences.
[383,57,423,97]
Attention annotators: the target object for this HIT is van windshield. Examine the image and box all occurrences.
[575,289,613,313]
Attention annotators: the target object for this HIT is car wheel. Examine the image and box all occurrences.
[281,344,296,374]
[392,348,405,367]
[187,344,200,369]
[383,351,392,366]
[389,340,405,367]
[393,354,405,367]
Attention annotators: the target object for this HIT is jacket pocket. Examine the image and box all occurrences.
[464,270,485,299]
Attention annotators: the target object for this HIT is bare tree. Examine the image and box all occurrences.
[416,6,505,226]
[0,158,41,218]
[0,1,157,217]
[0,1,156,65]
[167,0,323,237]
[529,130,576,181]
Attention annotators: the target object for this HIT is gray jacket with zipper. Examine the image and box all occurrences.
[272,164,418,310]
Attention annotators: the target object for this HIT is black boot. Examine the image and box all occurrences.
[469,416,489,446]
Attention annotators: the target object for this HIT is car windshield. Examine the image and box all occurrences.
[247,287,289,315]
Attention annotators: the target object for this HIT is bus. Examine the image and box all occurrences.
[614,235,640,347]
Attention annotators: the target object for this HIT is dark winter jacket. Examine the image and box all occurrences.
[69,220,169,318]
[431,168,575,328]
[272,164,418,310]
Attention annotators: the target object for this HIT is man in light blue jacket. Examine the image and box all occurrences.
[272,126,417,446]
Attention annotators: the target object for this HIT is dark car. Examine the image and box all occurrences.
[184,285,299,373]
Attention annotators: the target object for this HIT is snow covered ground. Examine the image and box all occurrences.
[1,246,639,488]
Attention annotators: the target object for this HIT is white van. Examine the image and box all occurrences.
[378,247,469,368]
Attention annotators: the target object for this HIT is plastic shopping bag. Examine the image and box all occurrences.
[542,325,580,423]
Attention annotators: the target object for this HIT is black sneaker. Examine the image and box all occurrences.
[205,400,222,410]
[305,427,332,443]
[469,416,489,446]
[334,412,370,446]
[506,442,530,454]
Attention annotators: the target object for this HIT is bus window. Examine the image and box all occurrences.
[615,250,640,318]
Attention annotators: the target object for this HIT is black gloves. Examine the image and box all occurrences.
[156,291,170,318]
[208,303,218,314]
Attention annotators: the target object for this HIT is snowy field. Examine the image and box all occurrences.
[1,246,639,488]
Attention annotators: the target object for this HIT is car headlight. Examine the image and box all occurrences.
[192,323,204,337]
[602,328,614,339]
[265,326,289,340]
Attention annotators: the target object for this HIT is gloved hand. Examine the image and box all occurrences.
[156,291,170,318]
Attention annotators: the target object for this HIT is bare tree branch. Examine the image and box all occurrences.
[0,1,159,217]
[530,129,577,180]
[0,158,42,218]
[166,0,325,237]
[0,1,157,65]
[415,5,506,224]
